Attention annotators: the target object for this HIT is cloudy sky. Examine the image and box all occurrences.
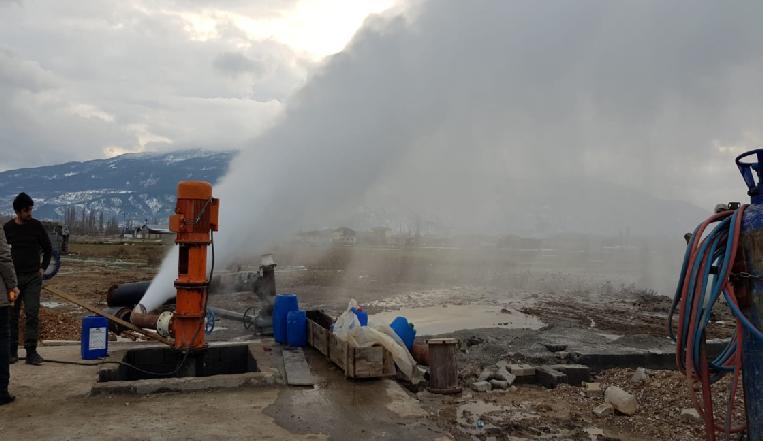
[3,0,763,214]
[0,0,396,170]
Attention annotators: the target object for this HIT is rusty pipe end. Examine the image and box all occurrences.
[130,304,161,330]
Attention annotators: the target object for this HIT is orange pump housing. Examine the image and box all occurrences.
[168,181,219,350]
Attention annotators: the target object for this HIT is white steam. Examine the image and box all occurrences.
[140,0,763,309]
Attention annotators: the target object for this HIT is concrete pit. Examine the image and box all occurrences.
[92,342,280,395]
[98,344,258,381]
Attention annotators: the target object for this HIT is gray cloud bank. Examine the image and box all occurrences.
[0,1,310,169]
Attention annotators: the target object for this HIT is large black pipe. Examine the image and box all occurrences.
[107,281,177,307]
[106,281,151,307]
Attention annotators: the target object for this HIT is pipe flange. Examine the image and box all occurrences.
[156,311,174,337]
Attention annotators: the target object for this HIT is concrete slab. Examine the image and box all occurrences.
[0,342,446,440]
[283,347,314,386]
[265,350,447,440]
[536,365,567,388]
[91,371,277,395]
[550,364,591,386]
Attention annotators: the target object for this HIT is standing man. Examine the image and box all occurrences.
[3,193,51,365]
[0,218,19,403]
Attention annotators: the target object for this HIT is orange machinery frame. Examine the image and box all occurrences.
[168,181,219,350]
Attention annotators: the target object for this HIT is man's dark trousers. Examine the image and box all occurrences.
[0,306,9,392]
[9,272,41,356]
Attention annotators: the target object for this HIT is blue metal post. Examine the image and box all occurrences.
[736,149,763,440]
[740,205,763,440]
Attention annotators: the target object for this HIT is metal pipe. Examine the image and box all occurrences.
[107,281,150,306]
[102,306,133,334]
[253,254,276,335]
[207,306,246,322]
[129,304,161,330]
[44,285,173,346]
[107,281,175,307]
[740,213,763,440]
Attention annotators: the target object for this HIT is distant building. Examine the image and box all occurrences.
[296,230,333,246]
[358,227,390,246]
[332,227,357,246]
[134,223,172,239]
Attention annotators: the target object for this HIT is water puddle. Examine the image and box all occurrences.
[41,301,64,309]
[456,400,539,435]
[370,304,544,335]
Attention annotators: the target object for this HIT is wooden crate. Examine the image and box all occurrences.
[308,320,330,356]
[306,310,395,379]
[329,333,396,378]
[306,311,331,357]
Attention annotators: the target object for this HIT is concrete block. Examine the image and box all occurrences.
[583,382,602,396]
[543,343,567,352]
[536,366,567,388]
[605,386,637,415]
[508,364,536,383]
[478,368,494,382]
[577,350,675,371]
[550,364,590,386]
[680,408,701,422]
[490,379,509,390]
[593,403,614,417]
[471,381,492,392]
[630,367,649,385]
[493,367,516,385]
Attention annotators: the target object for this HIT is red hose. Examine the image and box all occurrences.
[677,207,747,441]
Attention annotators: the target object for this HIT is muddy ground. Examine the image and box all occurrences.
[31,239,741,440]
[32,239,164,342]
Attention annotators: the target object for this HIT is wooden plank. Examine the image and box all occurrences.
[282,347,314,386]
[383,346,396,376]
[329,334,347,370]
[350,346,384,378]
[43,285,173,346]
[307,320,329,356]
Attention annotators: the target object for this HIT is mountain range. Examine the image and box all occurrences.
[0,150,234,223]
[0,149,708,237]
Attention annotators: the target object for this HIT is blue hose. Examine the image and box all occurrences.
[671,207,763,382]
[43,250,61,281]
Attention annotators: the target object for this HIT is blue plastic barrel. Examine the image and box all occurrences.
[351,307,368,326]
[81,315,109,360]
[390,316,416,350]
[273,293,299,344]
[286,310,307,347]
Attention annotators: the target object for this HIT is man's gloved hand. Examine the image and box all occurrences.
[7,287,19,303]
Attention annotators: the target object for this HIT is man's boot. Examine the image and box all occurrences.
[9,348,17,364]
[25,349,42,366]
